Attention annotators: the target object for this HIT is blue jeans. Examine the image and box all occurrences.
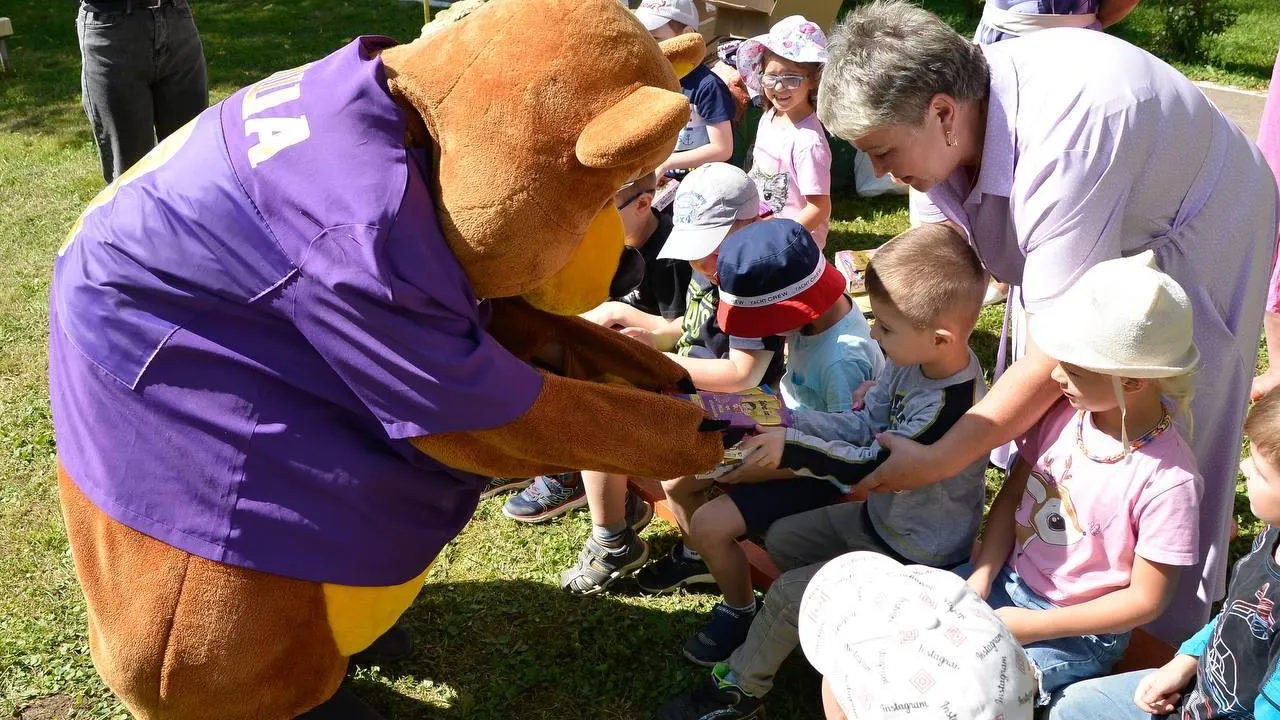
[955,564,1131,704]
[1046,670,1155,719]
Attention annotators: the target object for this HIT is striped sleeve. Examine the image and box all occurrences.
[778,379,977,488]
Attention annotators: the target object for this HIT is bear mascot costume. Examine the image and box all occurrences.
[48,0,724,716]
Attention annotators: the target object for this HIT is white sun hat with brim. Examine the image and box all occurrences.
[736,15,828,94]
[1030,250,1200,379]
[800,552,1036,720]
[633,0,700,32]
[658,163,761,262]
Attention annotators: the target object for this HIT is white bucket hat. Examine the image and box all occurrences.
[1030,251,1199,379]
[634,0,700,32]
[800,552,1036,720]
[737,15,828,94]
[659,163,761,261]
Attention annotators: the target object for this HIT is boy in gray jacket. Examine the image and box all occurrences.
[659,224,992,720]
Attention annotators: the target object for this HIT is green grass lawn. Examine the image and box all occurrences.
[0,0,1274,718]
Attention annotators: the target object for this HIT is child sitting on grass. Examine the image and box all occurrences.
[659,223,991,720]
[965,251,1203,706]
[800,552,1036,720]
[1049,389,1280,719]
[634,219,884,666]
[738,16,832,248]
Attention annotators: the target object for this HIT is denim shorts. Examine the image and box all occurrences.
[954,563,1130,705]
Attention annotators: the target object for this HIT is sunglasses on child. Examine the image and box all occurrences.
[760,73,807,91]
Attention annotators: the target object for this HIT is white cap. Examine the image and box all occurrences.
[1031,250,1200,378]
[800,552,1036,720]
[659,163,761,261]
[634,0,700,32]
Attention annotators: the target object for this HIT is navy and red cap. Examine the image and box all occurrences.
[716,219,847,338]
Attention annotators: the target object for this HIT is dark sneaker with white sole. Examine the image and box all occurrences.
[657,668,763,720]
[560,529,649,596]
[502,472,586,522]
[636,541,715,594]
[481,476,533,500]
[683,598,761,666]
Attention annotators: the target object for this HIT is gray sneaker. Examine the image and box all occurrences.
[502,473,586,523]
[560,529,649,596]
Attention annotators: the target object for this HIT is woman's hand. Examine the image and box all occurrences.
[1133,655,1198,714]
[1253,370,1280,401]
[854,433,945,494]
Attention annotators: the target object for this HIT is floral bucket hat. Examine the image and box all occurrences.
[737,15,828,94]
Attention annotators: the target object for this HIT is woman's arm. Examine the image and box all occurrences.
[995,556,1180,644]
[666,347,774,393]
[859,340,1061,494]
[967,458,1030,598]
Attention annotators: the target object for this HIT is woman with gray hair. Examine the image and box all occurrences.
[820,0,1277,647]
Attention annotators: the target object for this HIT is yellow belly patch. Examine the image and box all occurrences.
[322,563,431,656]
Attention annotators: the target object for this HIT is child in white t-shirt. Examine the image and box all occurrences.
[965,251,1203,704]
[737,16,832,248]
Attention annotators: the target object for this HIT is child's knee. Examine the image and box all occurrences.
[690,496,746,544]
[661,475,706,500]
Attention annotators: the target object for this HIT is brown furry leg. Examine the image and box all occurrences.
[58,464,347,720]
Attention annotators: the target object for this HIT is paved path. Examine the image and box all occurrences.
[1196,81,1269,140]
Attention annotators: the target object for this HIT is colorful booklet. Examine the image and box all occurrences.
[833,248,877,316]
[669,386,792,430]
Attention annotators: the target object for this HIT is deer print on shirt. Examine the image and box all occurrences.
[1014,467,1086,551]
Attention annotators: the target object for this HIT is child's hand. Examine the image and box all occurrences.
[1133,655,1198,714]
[720,426,786,482]
[580,305,617,328]
[850,380,876,410]
[993,606,1042,644]
[964,567,994,600]
[619,326,656,348]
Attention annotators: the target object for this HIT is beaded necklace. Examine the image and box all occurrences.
[1075,409,1172,464]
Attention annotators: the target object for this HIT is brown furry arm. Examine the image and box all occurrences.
[409,371,723,478]
[486,297,696,393]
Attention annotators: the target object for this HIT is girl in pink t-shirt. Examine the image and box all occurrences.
[737,16,832,249]
[965,252,1203,705]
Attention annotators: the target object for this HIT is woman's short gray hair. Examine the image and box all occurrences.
[818,0,990,140]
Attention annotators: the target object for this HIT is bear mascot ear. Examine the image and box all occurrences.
[576,86,689,170]
[659,33,706,79]
[575,34,705,169]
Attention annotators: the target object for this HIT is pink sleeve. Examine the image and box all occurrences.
[791,131,831,197]
[1133,459,1203,567]
[1267,244,1280,314]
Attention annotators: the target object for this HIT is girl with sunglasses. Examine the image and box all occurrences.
[738,16,833,248]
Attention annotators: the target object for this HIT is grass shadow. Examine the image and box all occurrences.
[344,576,823,719]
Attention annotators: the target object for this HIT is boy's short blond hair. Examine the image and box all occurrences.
[1247,391,1280,464]
[865,224,986,333]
